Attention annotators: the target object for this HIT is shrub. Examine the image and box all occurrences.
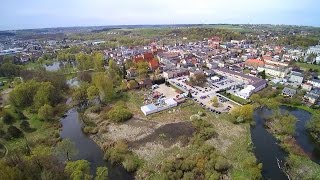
[123,155,142,172]
[2,111,14,124]
[83,126,98,134]
[7,125,23,138]
[107,103,133,123]
[190,114,201,121]
[38,104,54,121]
[88,105,101,113]
[214,157,230,172]
[198,111,205,117]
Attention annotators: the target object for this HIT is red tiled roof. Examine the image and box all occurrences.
[245,59,265,67]
[143,52,154,61]
[149,58,159,70]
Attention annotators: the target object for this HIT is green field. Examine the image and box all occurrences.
[295,62,320,74]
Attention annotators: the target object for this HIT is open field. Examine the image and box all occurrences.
[295,62,320,74]
[87,90,247,164]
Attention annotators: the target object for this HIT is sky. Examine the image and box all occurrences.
[1,0,319,30]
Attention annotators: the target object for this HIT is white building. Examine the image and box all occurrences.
[257,66,288,78]
[234,85,255,99]
[307,45,320,55]
[307,79,320,88]
[140,98,178,116]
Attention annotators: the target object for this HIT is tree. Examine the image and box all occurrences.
[92,72,115,102]
[33,82,55,109]
[38,104,54,121]
[258,70,266,79]
[9,80,39,109]
[211,97,219,107]
[65,160,92,180]
[136,61,149,79]
[95,167,108,180]
[189,73,207,86]
[93,53,104,72]
[55,139,78,161]
[107,59,121,85]
[107,102,133,122]
[73,83,90,105]
[231,104,254,122]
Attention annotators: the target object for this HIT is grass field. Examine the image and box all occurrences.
[295,62,320,74]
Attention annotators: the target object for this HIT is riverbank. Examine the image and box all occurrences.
[261,106,320,179]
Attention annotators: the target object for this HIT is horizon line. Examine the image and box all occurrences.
[2,23,320,32]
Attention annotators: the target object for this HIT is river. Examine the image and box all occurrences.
[251,106,320,180]
[60,108,134,179]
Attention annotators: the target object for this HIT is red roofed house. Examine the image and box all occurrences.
[149,58,159,70]
[143,52,154,61]
[245,59,265,68]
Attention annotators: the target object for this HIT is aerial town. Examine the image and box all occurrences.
[1,24,320,179]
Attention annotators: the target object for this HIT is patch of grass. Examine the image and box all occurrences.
[295,62,320,74]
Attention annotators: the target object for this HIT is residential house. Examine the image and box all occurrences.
[244,59,265,68]
[307,79,320,88]
[282,87,297,97]
[289,71,304,85]
[139,78,153,89]
[302,83,313,91]
[304,88,320,104]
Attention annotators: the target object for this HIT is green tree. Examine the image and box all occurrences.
[55,139,78,161]
[38,104,54,121]
[211,97,219,107]
[93,53,104,72]
[92,72,115,102]
[231,104,254,122]
[107,59,121,85]
[9,80,39,109]
[65,160,92,180]
[136,61,149,79]
[73,83,90,105]
[95,167,108,180]
[33,82,55,109]
[107,102,133,122]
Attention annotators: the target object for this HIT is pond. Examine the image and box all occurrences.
[251,106,320,180]
[44,61,76,71]
[60,108,134,179]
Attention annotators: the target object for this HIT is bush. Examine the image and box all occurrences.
[38,104,54,121]
[7,125,23,138]
[123,155,142,172]
[2,111,15,124]
[83,126,98,134]
[190,114,200,121]
[214,157,230,172]
[87,105,101,113]
[107,103,133,123]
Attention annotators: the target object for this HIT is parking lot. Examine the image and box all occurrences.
[155,84,181,99]
[168,75,241,113]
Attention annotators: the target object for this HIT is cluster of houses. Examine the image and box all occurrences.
[105,36,320,106]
